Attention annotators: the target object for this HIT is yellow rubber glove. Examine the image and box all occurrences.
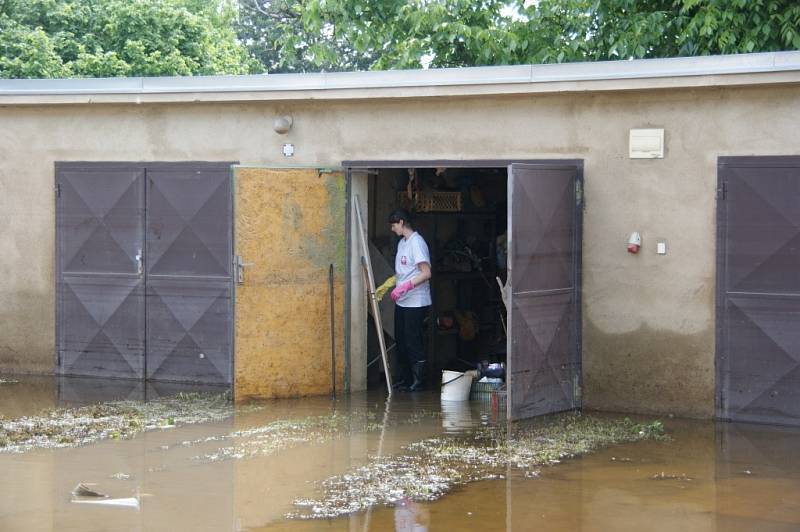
[375,276,396,301]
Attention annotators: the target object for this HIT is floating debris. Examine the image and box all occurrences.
[191,410,441,463]
[71,483,107,498]
[651,472,693,481]
[0,392,247,454]
[289,415,666,519]
[72,496,140,509]
[0,379,20,385]
[110,473,132,481]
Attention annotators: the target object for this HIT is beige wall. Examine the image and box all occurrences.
[1,84,798,416]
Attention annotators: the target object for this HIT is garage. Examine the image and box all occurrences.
[1,51,799,421]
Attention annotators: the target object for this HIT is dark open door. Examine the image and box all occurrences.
[507,163,582,421]
[717,156,800,426]
[56,165,146,379]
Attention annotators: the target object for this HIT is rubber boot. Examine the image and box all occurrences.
[407,361,427,392]
[391,364,413,391]
[392,376,411,391]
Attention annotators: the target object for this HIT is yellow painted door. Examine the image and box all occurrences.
[234,167,345,400]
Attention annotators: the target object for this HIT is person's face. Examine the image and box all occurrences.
[390,221,404,236]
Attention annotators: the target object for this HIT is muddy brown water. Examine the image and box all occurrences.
[1,376,800,531]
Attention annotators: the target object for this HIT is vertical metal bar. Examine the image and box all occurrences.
[229,165,237,399]
[329,263,336,399]
[143,169,148,383]
[54,170,61,372]
[506,164,514,422]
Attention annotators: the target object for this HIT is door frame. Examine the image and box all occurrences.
[342,159,584,403]
[55,161,237,384]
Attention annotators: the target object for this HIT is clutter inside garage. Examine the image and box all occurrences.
[365,166,508,400]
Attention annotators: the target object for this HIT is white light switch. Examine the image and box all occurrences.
[656,240,667,255]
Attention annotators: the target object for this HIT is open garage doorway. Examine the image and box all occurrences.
[346,160,583,421]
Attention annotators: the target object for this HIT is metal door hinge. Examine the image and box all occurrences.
[717,182,727,200]
[575,180,583,207]
[135,249,143,275]
[55,183,61,198]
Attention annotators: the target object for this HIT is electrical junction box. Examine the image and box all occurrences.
[629,128,664,159]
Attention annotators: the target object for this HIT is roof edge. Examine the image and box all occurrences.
[0,51,798,104]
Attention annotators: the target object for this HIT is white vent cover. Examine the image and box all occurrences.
[629,128,664,159]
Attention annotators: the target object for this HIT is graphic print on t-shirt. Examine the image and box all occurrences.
[394,232,432,308]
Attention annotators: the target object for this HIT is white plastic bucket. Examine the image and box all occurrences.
[441,370,472,401]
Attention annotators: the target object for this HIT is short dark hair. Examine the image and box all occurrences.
[387,208,412,227]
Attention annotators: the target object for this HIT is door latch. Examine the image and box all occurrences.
[235,255,253,284]
[135,249,143,275]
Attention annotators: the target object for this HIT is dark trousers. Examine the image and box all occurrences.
[394,305,429,379]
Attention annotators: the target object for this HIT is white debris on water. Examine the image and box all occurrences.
[0,392,244,453]
[190,410,441,463]
[288,415,666,519]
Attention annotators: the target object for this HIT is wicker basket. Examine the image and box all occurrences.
[397,191,462,212]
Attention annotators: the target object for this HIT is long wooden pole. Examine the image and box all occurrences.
[354,195,393,394]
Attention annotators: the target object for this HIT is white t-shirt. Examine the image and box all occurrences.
[395,232,432,308]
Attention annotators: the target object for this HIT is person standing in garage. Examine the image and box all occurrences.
[379,208,432,391]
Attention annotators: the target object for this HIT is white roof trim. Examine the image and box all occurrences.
[0,51,798,103]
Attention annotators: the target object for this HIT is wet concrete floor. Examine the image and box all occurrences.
[2,376,800,531]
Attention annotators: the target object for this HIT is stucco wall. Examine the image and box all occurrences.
[1,84,798,417]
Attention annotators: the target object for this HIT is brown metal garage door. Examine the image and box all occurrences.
[507,163,582,421]
[717,156,800,426]
[56,162,234,385]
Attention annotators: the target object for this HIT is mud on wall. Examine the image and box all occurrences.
[234,167,345,400]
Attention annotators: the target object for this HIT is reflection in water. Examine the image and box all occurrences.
[439,400,474,433]
[394,498,428,532]
[0,376,799,531]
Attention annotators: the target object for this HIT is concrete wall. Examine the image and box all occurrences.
[1,84,798,417]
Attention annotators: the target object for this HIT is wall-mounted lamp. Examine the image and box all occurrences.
[273,115,293,134]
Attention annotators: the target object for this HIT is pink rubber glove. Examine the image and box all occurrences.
[390,280,414,302]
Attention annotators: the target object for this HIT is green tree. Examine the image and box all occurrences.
[235,0,375,72]
[0,0,261,78]
[259,0,800,71]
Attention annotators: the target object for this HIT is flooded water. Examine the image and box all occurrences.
[1,376,800,531]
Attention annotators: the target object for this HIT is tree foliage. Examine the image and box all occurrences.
[2,0,798,78]
[0,0,260,78]
[246,0,800,72]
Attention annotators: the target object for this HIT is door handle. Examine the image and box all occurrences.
[235,255,254,284]
[135,249,143,276]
